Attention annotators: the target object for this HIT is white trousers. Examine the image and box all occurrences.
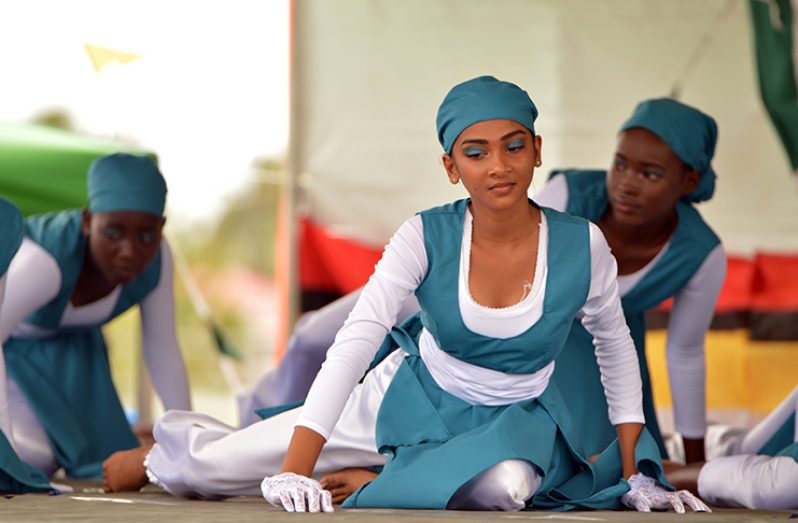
[698,454,798,509]
[149,349,539,510]
[147,350,400,499]
[697,385,798,509]
[6,375,59,475]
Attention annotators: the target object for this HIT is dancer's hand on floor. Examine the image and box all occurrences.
[621,473,711,513]
[102,445,152,493]
[320,467,378,504]
[261,472,334,513]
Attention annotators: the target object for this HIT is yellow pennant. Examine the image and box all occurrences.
[84,44,140,72]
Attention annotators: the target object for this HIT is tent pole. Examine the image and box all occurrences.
[275,0,301,363]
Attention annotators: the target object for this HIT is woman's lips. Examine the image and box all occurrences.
[489,181,515,195]
[612,198,640,214]
[113,266,137,282]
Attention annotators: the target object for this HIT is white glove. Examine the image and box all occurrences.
[621,473,711,513]
[261,472,334,513]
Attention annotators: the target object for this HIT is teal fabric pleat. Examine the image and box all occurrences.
[758,412,796,458]
[4,329,139,479]
[776,442,798,462]
[0,431,51,493]
[549,321,618,456]
[254,400,305,421]
[548,314,666,459]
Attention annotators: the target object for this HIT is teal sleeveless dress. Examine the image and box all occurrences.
[342,199,667,510]
[4,209,162,479]
[550,170,721,458]
[0,198,52,493]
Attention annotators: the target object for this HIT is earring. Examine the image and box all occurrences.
[535,160,542,167]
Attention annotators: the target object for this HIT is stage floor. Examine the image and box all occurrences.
[1,481,794,523]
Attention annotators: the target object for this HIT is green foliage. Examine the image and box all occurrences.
[183,157,283,277]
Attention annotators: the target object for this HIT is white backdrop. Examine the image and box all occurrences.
[292,0,798,255]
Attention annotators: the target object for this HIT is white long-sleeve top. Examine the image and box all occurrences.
[297,204,645,440]
[536,174,726,439]
[0,237,191,412]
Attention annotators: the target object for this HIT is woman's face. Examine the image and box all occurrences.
[442,119,541,212]
[606,128,699,227]
[82,210,165,285]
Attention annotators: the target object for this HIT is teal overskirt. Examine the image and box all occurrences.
[553,315,667,459]
[4,328,139,479]
[342,323,667,510]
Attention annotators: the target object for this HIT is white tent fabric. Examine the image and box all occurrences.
[292,0,798,255]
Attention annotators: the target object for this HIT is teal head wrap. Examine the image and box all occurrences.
[436,75,538,154]
[0,197,23,277]
[88,153,166,217]
[620,98,718,202]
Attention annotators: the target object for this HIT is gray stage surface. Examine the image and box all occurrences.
[1,481,795,523]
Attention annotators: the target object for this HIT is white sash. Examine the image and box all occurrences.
[418,328,554,406]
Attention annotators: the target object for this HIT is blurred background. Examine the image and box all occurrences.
[0,0,290,425]
[0,0,796,431]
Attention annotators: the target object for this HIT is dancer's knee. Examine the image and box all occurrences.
[699,454,798,510]
[746,456,798,510]
[448,459,540,511]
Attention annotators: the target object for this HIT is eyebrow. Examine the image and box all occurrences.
[103,222,158,231]
[460,129,527,146]
[615,152,666,170]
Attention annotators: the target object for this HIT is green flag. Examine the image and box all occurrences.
[750,0,798,177]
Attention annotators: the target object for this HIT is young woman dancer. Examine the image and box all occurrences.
[317,97,726,500]
[541,98,725,464]
[0,153,190,480]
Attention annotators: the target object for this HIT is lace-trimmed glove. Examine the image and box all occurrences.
[621,473,711,513]
[261,472,334,513]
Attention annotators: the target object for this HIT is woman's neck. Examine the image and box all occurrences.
[469,200,539,245]
[467,199,541,309]
[600,209,677,249]
[72,245,117,306]
[599,208,678,276]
